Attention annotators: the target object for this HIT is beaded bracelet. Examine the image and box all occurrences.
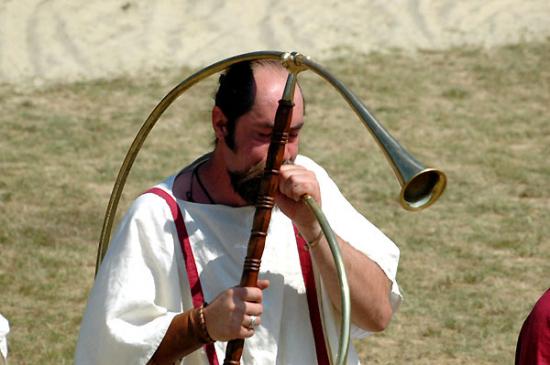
[198,303,215,343]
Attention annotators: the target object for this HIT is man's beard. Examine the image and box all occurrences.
[229,159,294,205]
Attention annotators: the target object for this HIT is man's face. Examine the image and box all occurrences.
[221,67,305,203]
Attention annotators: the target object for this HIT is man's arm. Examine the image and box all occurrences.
[276,164,394,332]
[148,307,211,364]
[149,280,270,365]
[304,232,392,331]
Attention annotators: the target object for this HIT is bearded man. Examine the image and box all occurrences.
[75,60,402,365]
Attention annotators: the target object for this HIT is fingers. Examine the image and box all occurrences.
[243,301,263,317]
[204,283,269,341]
[244,314,261,328]
[257,279,270,290]
[240,314,262,338]
[241,327,256,338]
[278,165,321,204]
[234,286,264,303]
[223,300,263,339]
[276,165,322,234]
[235,282,268,338]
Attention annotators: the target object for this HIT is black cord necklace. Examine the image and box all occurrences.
[186,160,215,204]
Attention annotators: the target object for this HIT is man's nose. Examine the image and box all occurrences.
[283,143,294,162]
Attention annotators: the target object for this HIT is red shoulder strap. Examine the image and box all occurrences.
[145,187,219,365]
[294,226,331,365]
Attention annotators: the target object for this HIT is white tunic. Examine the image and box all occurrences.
[75,155,402,364]
[0,314,9,363]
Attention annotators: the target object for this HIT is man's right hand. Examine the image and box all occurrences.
[203,279,270,341]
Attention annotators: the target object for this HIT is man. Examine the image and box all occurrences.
[76,60,401,364]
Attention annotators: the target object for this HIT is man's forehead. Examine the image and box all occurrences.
[253,66,289,91]
[252,67,304,108]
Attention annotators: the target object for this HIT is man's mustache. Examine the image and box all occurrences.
[234,159,295,184]
[229,159,295,204]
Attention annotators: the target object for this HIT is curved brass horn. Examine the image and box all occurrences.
[94,50,446,365]
[96,50,446,272]
[294,53,447,210]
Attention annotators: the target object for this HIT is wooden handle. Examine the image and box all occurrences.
[223,98,295,364]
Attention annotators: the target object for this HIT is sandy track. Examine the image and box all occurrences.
[1,0,549,86]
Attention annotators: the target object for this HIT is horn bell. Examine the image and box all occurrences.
[298,56,447,212]
[400,167,447,211]
[382,140,447,210]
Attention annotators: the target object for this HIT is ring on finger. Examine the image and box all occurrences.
[247,315,257,329]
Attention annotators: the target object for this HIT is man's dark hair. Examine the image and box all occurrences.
[214,61,256,150]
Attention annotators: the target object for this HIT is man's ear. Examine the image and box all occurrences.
[212,106,228,141]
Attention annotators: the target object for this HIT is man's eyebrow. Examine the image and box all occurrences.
[290,122,304,131]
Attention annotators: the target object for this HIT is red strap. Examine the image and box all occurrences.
[145,187,219,365]
[147,187,330,364]
[294,226,331,365]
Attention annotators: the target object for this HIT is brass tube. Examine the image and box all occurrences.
[303,194,351,365]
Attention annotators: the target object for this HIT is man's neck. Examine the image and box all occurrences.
[199,148,248,207]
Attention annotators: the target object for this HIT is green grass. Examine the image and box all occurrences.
[1,40,549,364]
